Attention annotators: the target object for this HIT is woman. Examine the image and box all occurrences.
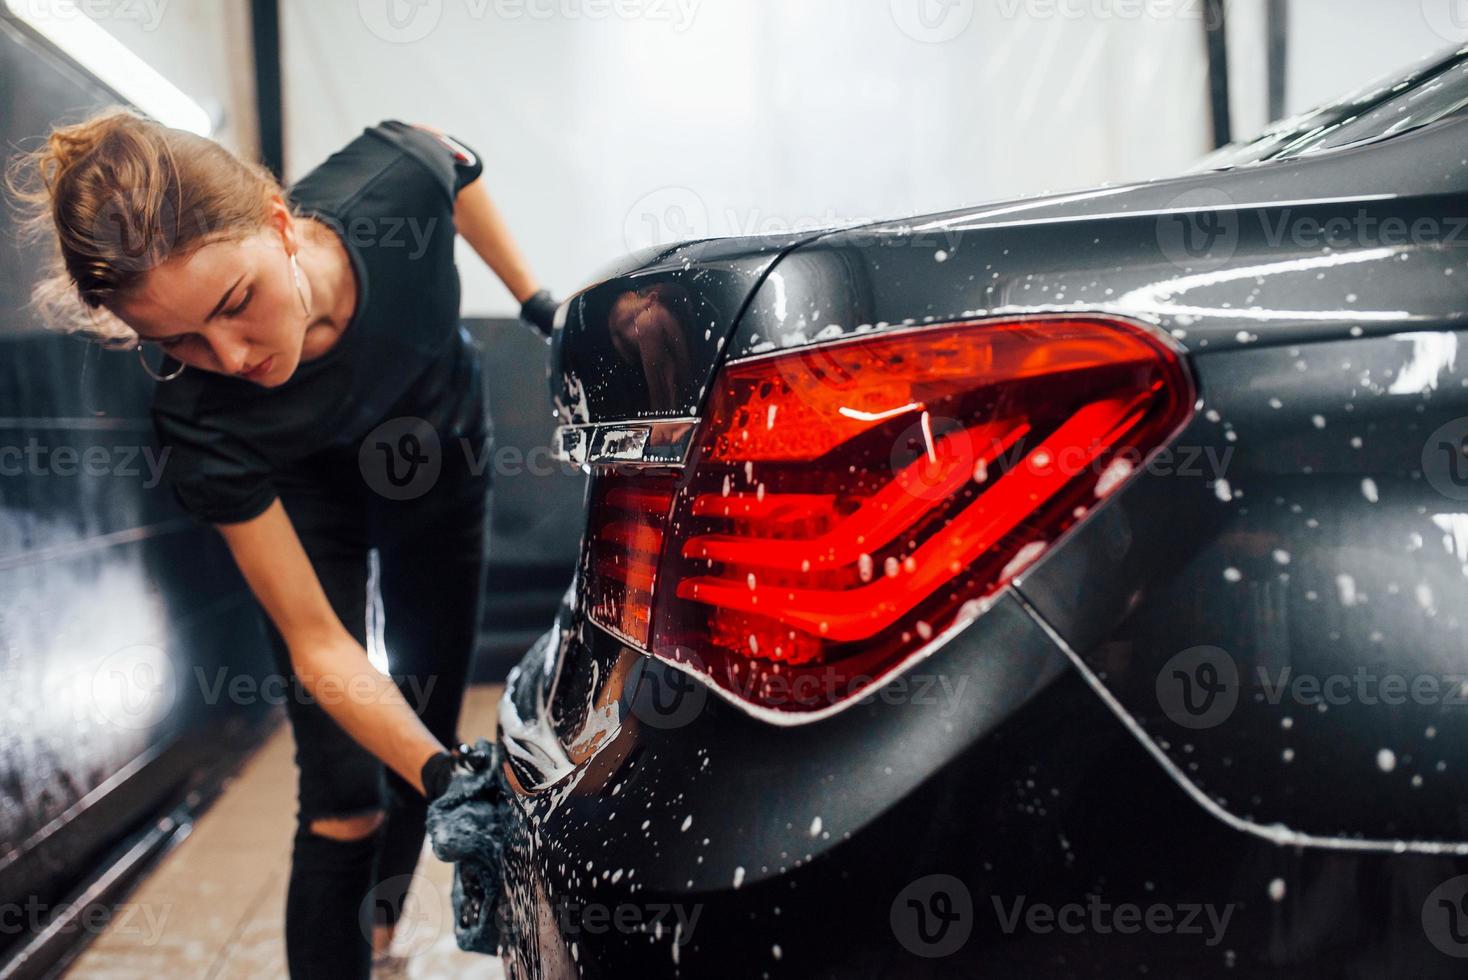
[10,109,556,978]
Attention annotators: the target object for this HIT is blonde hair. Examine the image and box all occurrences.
[6,107,281,347]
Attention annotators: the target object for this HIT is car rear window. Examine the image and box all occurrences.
[1194,44,1468,170]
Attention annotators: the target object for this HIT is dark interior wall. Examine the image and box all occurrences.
[0,19,275,962]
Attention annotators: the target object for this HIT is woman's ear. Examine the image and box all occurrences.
[264,194,298,254]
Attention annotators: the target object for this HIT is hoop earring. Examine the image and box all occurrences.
[290,252,310,317]
[137,343,186,382]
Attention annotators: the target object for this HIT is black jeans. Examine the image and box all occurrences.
[261,411,491,980]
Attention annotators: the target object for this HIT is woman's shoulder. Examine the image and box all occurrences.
[289,120,482,218]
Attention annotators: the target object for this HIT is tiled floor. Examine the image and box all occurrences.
[66,685,507,979]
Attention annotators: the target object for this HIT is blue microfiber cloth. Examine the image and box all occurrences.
[426,737,511,954]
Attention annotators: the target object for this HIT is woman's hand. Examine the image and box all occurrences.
[216,499,444,795]
[518,289,559,336]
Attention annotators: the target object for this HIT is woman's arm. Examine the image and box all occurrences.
[217,499,442,794]
[454,175,540,304]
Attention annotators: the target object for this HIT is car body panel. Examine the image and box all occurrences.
[1021,332,1468,847]
[728,117,1468,362]
[484,56,1468,978]
[714,112,1468,847]
[496,659,1468,978]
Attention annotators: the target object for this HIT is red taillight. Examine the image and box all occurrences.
[584,316,1194,717]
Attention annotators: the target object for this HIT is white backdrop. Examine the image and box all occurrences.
[275,0,1467,316]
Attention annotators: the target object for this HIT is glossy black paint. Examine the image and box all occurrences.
[551,234,816,424]
[501,663,1468,978]
[1022,333,1468,844]
[493,52,1468,976]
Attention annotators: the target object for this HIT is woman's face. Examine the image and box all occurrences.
[112,203,309,388]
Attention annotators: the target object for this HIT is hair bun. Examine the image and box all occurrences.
[39,109,137,187]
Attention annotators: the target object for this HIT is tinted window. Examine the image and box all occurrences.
[1194,44,1468,170]
[1279,55,1468,158]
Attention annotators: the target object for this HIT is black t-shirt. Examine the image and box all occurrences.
[151,121,487,524]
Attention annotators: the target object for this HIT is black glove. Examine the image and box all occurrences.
[453,740,494,772]
[519,289,559,336]
[422,742,495,802]
[421,751,456,802]
[426,737,508,954]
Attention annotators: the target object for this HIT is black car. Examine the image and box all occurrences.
[453,45,1468,978]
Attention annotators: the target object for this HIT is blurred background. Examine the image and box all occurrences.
[0,0,1461,975]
